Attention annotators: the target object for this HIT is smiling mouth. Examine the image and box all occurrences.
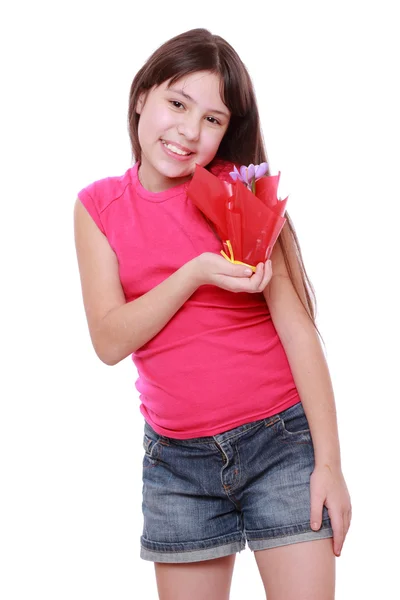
[161,140,194,156]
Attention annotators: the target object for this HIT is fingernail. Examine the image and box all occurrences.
[244,268,252,275]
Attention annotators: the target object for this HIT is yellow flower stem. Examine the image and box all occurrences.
[220,240,256,272]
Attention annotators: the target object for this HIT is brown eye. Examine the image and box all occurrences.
[206,116,221,125]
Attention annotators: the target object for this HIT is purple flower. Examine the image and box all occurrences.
[254,163,268,179]
[229,162,268,190]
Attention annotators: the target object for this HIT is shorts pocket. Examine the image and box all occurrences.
[143,433,162,468]
[278,402,312,444]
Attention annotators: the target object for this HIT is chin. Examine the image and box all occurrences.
[158,160,196,178]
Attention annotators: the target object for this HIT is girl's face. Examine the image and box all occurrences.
[136,70,231,192]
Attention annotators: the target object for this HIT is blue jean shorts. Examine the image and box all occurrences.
[140,401,333,563]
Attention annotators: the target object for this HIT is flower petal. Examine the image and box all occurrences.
[239,165,248,182]
[229,171,239,181]
[247,164,255,182]
[255,162,268,179]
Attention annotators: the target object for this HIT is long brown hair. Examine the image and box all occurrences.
[127,28,318,327]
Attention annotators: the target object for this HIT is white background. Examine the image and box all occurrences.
[1,0,399,598]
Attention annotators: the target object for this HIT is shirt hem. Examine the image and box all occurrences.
[140,393,301,440]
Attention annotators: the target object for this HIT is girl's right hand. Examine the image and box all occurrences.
[191,252,273,294]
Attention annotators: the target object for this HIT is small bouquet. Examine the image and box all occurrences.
[187,162,288,272]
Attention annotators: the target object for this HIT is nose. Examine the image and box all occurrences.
[177,113,201,141]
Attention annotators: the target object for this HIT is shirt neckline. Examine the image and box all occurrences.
[131,162,190,203]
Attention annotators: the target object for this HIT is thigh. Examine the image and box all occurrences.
[155,554,236,600]
[254,538,335,600]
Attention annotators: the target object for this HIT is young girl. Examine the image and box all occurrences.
[74,28,351,600]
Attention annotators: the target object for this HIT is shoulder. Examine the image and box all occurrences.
[77,164,136,214]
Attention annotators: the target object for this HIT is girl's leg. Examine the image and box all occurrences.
[154,554,236,600]
[254,538,335,600]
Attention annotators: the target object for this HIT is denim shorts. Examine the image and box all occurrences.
[140,401,333,563]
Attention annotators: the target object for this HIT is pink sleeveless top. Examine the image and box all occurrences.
[78,161,300,438]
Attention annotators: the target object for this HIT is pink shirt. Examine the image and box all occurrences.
[78,161,300,439]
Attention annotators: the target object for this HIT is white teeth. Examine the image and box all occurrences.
[162,141,191,156]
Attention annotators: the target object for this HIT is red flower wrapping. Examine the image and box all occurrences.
[187,164,288,271]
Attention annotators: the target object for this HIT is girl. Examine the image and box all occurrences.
[74,28,351,600]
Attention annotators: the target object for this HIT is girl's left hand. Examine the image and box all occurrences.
[310,464,352,557]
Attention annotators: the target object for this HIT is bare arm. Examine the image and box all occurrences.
[96,262,202,365]
[74,198,272,366]
[270,297,341,468]
[264,225,352,555]
[263,226,341,468]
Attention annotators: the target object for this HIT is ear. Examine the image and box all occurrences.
[135,91,146,115]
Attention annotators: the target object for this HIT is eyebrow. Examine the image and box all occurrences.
[167,86,230,119]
